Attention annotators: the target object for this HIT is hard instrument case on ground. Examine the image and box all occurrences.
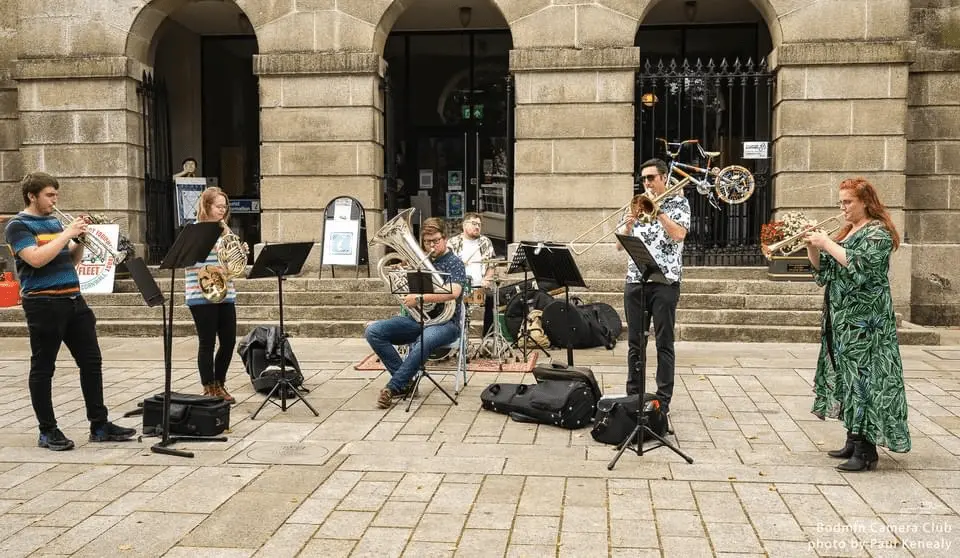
[142,392,230,436]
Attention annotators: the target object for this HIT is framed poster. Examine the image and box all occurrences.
[322,218,361,266]
[174,177,208,226]
[446,192,464,219]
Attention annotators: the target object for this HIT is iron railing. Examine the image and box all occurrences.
[137,72,174,265]
[636,57,774,266]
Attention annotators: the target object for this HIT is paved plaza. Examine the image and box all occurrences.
[0,336,959,557]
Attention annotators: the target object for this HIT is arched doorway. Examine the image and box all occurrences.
[140,1,261,263]
[382,0,513,249]
[635,0,774,265]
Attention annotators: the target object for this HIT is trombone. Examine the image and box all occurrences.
[569,176,690,255]
[762,213,845,260]
[52,206,128,264]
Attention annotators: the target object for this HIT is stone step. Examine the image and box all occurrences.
[59,290,826,310]
[0,305,831,326]
[134,264,771,282]
[0,320,938,344]
[111,276,819,295]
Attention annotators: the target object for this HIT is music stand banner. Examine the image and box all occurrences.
[78,224,120,294]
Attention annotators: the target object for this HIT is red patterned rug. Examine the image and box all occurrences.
[354,351,539,373]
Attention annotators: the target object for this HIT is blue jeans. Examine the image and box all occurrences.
[365,316,460,392]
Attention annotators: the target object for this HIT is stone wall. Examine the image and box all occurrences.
[0,1,19,215]
[255,52,386,269]
[906,0,960,325]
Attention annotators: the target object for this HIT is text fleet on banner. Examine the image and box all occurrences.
[77,224,120,294]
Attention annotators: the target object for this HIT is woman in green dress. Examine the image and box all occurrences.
[804,177,910,472]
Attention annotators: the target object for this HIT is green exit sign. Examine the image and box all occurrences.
[461,104,485,120]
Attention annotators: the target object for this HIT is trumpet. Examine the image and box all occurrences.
[568,176,690,255]
[762,213,845,260]
[52,206,128,264]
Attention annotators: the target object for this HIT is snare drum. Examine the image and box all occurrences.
[464,285,486,306]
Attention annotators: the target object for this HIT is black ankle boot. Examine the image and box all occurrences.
[837,439,878,472]
[827,431,856,459]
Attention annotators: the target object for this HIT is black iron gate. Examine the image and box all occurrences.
[635,57,774,266]
[137,71,174,265]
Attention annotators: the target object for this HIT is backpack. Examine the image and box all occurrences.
[591,394,667,445]
[541,298,621,350]
[517,309,551,350]
[236,326,305,397]
[504,290,556,340]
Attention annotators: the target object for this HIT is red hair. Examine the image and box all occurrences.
[837,178,900,250]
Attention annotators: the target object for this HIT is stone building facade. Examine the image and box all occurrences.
[0,0,957,325]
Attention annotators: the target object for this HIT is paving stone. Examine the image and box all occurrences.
[659,535,713,557]
[516,476,564,517]
[650,480,697,510]
[412,513,468,543]
[33,501,106,528]
[137,466,262,513]
[466,502,516,530]
[287,497,339,524]
[748,511,807,541]
[164,548,255,558]
[374,500,428,528]
[425,483,480,515]
[656,509,704,538]
[558,531,607,558]
[349,526,411,558]
[506,544,557,558]
[70,511,206,557]
[251,523,316,557]
[298,538,355,557]
[454,528,510,558]
[338,480,396,511]
[610,517,658,548]
[844,471,953,515]
[0,525,64,557]
[695,490,748,523]
[314,510,376,539]
[179,491,302,548]
[394,473,445,503]
[402,541,456,557]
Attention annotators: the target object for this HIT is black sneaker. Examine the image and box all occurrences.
[89,422,137,442]
[38,429,75,451]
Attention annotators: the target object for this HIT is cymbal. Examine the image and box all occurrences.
[481,259,509,266]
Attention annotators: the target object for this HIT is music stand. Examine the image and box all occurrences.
[249,242,320,419]
[507,244,550,361]
[521,242,586,366]
[392,270,458,412]
[154,222,228,458]
[120,257,165,419]
[607,233,693,469]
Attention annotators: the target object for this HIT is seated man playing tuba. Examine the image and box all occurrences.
[365,217,466,409]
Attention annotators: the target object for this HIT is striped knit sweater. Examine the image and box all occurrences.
[184,247,236,306]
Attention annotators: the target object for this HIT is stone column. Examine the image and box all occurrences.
[510,47,638,277]
[906,50,960,324]
[255,52,385,272]
[770,41,914,316]
[13,57,146,249]
[0,0,20,215]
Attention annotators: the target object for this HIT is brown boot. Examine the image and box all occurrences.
[202,383,218,397]
[217,382,235,404]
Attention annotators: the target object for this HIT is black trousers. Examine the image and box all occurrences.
[624,281,680,406]
[189,303,237,385]
[22,296,109,433]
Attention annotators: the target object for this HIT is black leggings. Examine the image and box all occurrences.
[189,303,237,385]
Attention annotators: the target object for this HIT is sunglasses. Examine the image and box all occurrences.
[641,174,660,182]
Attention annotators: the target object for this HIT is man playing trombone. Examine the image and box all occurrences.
[616,159,691,415]
[3,172,136,451]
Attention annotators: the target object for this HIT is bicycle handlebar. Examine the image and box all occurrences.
[656,137,703,158]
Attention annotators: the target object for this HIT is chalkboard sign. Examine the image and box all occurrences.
[320,196,370,278]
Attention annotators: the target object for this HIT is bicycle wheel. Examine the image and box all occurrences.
[715,165,755,204]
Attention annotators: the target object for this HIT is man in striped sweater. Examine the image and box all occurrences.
[4,172,136,451]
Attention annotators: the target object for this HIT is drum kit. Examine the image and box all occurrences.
[468,258,519,366]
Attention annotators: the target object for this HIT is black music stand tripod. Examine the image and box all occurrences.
[521,242,586,367]
[508,243,550,361]
[394,270,459,412]
[249,242,320,419]
[607,233,693,469]
[153,222,228,458]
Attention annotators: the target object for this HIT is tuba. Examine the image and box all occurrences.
[370,208,457,326]
[198,221,248,303]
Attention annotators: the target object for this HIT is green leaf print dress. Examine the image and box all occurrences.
[810,222,911,453]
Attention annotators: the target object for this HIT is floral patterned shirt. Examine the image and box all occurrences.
[625,196,691,284]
